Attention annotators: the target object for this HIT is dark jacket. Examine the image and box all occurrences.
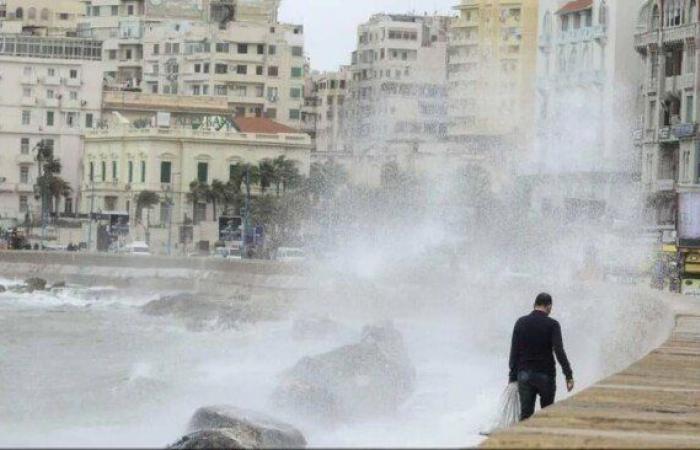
[508,310,573,383]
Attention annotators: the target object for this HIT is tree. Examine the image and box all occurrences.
[228,162,260,195]
[135,190,159,222]
[34,140,71,219]
[209,179,226,221]
[273,155,302,194]
[188,181,209,224]
[258,159,276,194]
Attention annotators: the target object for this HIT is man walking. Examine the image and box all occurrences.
[509,293,574,421]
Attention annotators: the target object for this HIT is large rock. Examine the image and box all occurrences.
[141,293,275,330]
[25,277,47,292]
[169,405,306,449]
[273,322,415,421]
[0,285,5,293]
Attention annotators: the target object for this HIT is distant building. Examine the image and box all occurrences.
[0,33,103,225]
[302,67,351,154]
[346,13,450,155]
[77,0,307,129]
[0,0,84,37]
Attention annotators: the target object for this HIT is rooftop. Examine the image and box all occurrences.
[232,117,299,134]
[557,0,593,15]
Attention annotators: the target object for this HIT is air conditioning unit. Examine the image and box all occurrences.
[80,100,87,106]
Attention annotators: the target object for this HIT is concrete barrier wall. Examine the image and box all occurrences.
[0,251,308,293]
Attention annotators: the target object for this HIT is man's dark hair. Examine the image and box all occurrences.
[535,292,553,307]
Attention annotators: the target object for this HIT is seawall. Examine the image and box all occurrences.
[482,295,700,449]
[0,251,308,294]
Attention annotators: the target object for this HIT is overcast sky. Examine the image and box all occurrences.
[278,0,458,72]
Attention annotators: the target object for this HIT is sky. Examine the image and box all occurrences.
[278,0,458,72]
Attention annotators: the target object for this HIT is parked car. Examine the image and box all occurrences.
[215,246,242,260]
[275,247,306,262]
[123,241,150,256]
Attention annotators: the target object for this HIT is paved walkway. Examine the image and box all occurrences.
[482,296,700,449]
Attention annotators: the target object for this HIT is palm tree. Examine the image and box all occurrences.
[49,177,72,215]
[228,162,261,194]
[273,156,302,194]
[258,159,276,194]
[135,190,160,222]
[188,180,209,224]
[209,179,226,221]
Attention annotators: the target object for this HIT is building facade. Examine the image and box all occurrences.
[346,13,450,155]
[77,0,307,129]
[302,67,351,154]
[635,0,700,243]
[0,33,103,225]
[0,0,84,37]
[448,0,539,157]
[530,0,640,227]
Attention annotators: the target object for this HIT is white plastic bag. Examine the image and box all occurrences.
[482,382,521,435]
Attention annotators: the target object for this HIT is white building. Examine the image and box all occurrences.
[530,0,641,226]
[78,0,307,129]
[347,13,450,156]
[0,33,103,225]
[302,66,351,154]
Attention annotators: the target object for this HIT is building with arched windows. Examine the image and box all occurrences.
[635,0,700,243]
[529,0,641,229]
[0,0,83,37]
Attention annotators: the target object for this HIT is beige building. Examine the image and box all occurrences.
[80,114,311,247]
[448,0,539,188]
[0,33,103,225]
[0,0,84,36]
[302,66,351,154]
[77,0,307,129]
[347,13,450,155]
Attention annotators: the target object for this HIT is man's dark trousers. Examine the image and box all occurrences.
[518,370,555,420]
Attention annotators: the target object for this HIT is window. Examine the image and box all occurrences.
[265,108,277,119]
[101,161,106,182]
[203,63,210,73]
[23,66,32,76]
[203,85,209,95]
[236,65,247,75]
[46,111,54,127]
[109,50,117,60]
[291,67,303,78]
[64,198,72,214]
[268,45,276,55]
[161,161,172,183]
[66,112,77,127]
[268,66,279,76]
[15,7,23,19]
[140,161,146,183]
[69,91,78,100]
[267,86,278,100]
[257,44,265,55]
[687,95,694,123]
[289,109,300,120]
[153,44,159,55]
[215,63,228,74]
[86,113,93,128]
[20,166,29,184]
[22,87,32,98]
[151,83,158,94]
[193,85,201,95]
[256,85,264,97]
[237,43,248,54]
[69,69,78,79]
[648,100,657,128]
[215,85,227,96]
[197,162,208,183]
[195,63,201,73]
[152,64,159,75]
[19,196,28,213]
[216,42,229,53]
[112,161,117,180]
[111,5,118,15]
[89,162,95,182]
[290,87,301,98]
[256,65,263,75]
[292,46,303,57]
[127,4,134,15]
[21,138,29,154]
[128,161,133,183]
[126,49,133,60]
[22,110,31,125]
[165,42,172,54]
[47,68,55,77]
[173,43,180,54]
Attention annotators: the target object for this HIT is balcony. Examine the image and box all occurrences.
[659,127,679,142]
[679,72,695,90]
[672,122,697,139]
[44,98,59,108]
[15,182,34,193]
[21,97,37,107]
[661,23,697,43]
[15,153,35,164]
[65,77,82,87]
[657,179,676,191]
[44,75,61,86]
[21,75,38,85]
[634,30,659,50]
[559,25,606,44]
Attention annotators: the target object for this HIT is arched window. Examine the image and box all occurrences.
[27,7,36,20]
[652,4,660,30]
[690,0,697,23]
[599,1,608,26]
[40,8,49,21]
[15,7,23,19]
[676,0,683,25]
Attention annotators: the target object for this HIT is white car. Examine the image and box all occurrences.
[124,241,150,256]
[215,247,242,260]
[276,247,306,262]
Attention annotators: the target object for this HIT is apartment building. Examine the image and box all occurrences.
[448,0,539,159]
[635,0,700,242]
[0,0,84,37]
[302,67,351,154]
[77,0,306,129]
[346,13,450,155]
[0,34,103,225]
[530,0,640,227]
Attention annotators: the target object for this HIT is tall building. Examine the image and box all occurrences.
[0,33,103,225]
[530,0,640,227]
[447,0,539,168]
[77,0,307,129]
[635,0,700,244]
[346,13,450,156]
